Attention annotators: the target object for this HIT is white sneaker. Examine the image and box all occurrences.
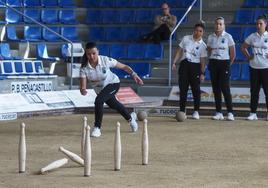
[247,113,258,121]
[91,127,101,137]
[192,111,200,120]
[227,112,235,121]
[212,112,224,120]
[129,112,138,132]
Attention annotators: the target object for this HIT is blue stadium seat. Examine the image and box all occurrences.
[235,44,246,61]
[243,27,255,39]
[240,64,249,81]
[14,61,24,74]
[264,0,268,7]
[119,10,135,24]
[61,27,79,41]
[111,67,128,78]
[34,61,44,73]
[89,27,105,41]
[24,26,42,41]
[234,10,254,24]
[5,8,23,23]
[42,27,61,42]
[98,44,110,56]
[41,0,58,7]
[0,0,6,7]
[121,27,139,41]
[83,0,99,7]
[173,10,188,23]
[129,62,151,78]
[59,10,78,24]
[102,10,119,24]
[6,0,22,7]
[3,62,13,74]
[6,26,21,41]
[99,0,116,7]
[144,44,163,60]
[127,44,145,59]
[243,0,263,7]
[132,0,149,7]
[225,27,242,43]
[110,44,127,59]
[181,0,200,7]
[116,0,133,7]
[105,27,122,41]
[58,0,75,7]
[253,10,268,23]
[24,61,34,73]
[86,10,102,24]
[230,64,241,81]
[41,9,59,24]
[135,10,153,23]
[138,27,151,37]
[0,43,20,60]
[205,67,210,80]
[23,9,41,23]
[23,0,41,7]
[148,0,163,7]
[37,43,60,62]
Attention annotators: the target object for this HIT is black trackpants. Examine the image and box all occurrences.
[208,59,233,113]
[178,59,201,112]
[94,83,131,128]
[141,24,170,43]
[249,67,268,113]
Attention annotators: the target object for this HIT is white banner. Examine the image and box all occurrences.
[169,86,265,104]
[11,81,53,93]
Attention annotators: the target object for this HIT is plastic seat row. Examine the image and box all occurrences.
[233,9,268,24]
[205,64,249,81]
[83,0,199,8]
[97,43,163,60]
[86,9,187,24]
[243,0,268,8]
[111,63,151,78]
[6,26,79,42]
[1,0,75,7]
[226,26,257,43]
[89,26,151,42]
[5,9,77,24]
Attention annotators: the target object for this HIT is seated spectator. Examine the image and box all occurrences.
[140,3,177,43]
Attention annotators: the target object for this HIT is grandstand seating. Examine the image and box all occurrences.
[23,9,41,23]
[59,10,78,24]
[6,0,22,7]
[6,26,21,41]
[24,26,42,41]
[230,63,240,81]
[41,0,58,7]
[60,27,79,41]
[42,27,61,41]
[233,9,254,24]
[110,44,128,59]
[240,64,249,81]
[5,8,23,23]
[23,0,41,7]
[41,9,59,24]
[226,27,243,43]
[0,43,20,60]
[58,0,75,7]
[243,0,264,7]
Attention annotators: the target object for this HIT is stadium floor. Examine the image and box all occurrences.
[1,114,268,188]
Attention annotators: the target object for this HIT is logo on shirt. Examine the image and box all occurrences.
[196,46,199,50]
[264,38,268,43]
[221,38,225,43]
[102,67,107,74]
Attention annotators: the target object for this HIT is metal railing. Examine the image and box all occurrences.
[168,0,202,86]
[1,1,75,90]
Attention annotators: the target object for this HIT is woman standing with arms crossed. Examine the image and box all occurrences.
[207,17,236,121]
[80,42,144,137]
[172,22,207,119]
[241,15,268,120]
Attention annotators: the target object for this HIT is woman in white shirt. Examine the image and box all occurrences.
[207,17,236,121]
[80,42,143,137]
[172,22,207,119]
[241,14,268,121]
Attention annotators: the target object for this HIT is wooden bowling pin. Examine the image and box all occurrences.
[81,116,87,158]
[142,119,149,165]
[84,125,91,177]
[114,122,121,171]
[59,146,84,166]
[40,158,68,174]
[19,122,26,173]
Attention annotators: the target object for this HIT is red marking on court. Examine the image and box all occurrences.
[116,87,143,104]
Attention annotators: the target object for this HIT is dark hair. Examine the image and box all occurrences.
[194,21,205,30]
[256,14,268,31]
[215,16,225,22]
[81,42,98,68]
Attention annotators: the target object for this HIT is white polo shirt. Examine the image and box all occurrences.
[80,55,120,89]
[179,35,207,63]
[207,31,235,60]
[245,31,268,69]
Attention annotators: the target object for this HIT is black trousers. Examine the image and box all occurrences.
[141,24,170,43]
[249,67,268,113]
[178,59,201,112]
[208,59,233,113]
[94,83,131,128]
